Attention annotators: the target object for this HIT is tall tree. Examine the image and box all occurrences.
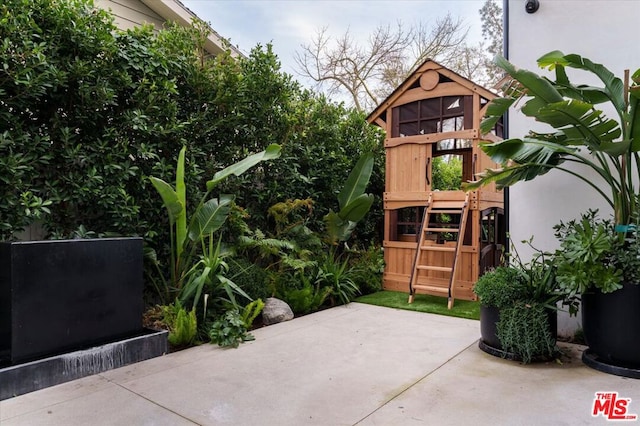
[295,4,505,112]
[294,14,469,112]
[479,0,504,83]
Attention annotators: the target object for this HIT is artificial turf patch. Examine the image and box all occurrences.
[355,290,480,321]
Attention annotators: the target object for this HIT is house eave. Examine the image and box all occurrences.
[140,0,243,58]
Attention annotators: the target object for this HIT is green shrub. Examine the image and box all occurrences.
[241,299,265,329]
[348,245,384,295]
[497,301,557,363]
[227,257,272,301]
[1,0,385,305]
[163,301,198,347]
[317,251,360,306]
[473,266,529,308]
[280,272,330,315]
[208,310,254,348]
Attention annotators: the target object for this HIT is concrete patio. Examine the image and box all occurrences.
[1,302,638,425]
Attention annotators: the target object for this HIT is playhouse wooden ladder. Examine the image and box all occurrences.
[408,192,470,309]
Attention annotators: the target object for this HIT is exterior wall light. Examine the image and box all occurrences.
[525,0,540,13]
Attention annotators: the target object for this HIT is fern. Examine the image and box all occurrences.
[241,299,265,329]
[164,301,197,347]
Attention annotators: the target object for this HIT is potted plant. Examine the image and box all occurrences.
[465,51,640,376]
[473,243,569,363]
[553,210,640,377]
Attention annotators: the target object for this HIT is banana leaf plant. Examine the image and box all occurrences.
[465,51,640,227]
[149,144,281,307]
[324,151,375,245]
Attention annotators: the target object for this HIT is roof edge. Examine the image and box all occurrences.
[141,0,243,58]
[367,59,498,124]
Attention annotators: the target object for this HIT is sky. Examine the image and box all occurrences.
[182,0,487,82]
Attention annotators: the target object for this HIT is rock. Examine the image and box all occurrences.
[262,297,294,325]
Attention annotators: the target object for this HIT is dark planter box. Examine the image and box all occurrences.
[0,238,143,365]
[0,328,167,400]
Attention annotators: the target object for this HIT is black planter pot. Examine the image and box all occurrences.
[479,304,558,362]
[581,282,640,378]
[480,305,502,349]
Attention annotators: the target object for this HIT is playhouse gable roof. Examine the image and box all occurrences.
[367,59,497,127]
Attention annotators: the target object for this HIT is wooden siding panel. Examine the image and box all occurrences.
[385,129,478,148]
[386,144,427,193]
[96,0,164,30]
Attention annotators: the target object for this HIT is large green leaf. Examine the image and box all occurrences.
[480,56,564,136]
[535,100,621,147]
[219,275,252,304]
[539,52,625,113]
[337,151,374,209]
[324,210,356,245]
[492,137,574,166]
[465,137,577,190]
[630,72,640,150]
[496,55,564,104]
[149,177,183,225]
[537,50,569,69]
[480,97,515,134]
[476,138,530,164]
[180,264,212,310]
[520,96,548,117]
[188,194,234,241]
[206,144,281,191]
[463,165,523,191]
[175,146,187,259]
[562,54,625,113]
[338,193,374,222]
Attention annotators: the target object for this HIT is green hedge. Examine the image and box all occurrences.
[1,0,384,297]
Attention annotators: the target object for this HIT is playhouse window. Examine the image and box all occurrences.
[435,138,473,152]
[396,207,423,237]
[390,206,461,243]
[390,206,471,244]
[432,139,473,188]
[393,96,469,138]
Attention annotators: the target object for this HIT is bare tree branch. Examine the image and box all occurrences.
[295,7,502,112]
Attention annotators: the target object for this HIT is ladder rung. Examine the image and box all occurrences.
[429,202,467,209]
[424,227,459,233]
[413,285,449,293]
[429,209,464,214]
[419,246,456,252]
[417,265,453,272]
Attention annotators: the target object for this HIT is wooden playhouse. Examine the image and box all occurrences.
[367,60,505,307]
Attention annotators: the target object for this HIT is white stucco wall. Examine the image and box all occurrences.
[506,0,640,335]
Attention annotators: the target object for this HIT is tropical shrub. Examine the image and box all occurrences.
[241,299,265,329]
[279,271,331,315]
[148,144,280,308]
[208,310,255,348]
[163,301,198,348]
[317,252,360,305]
[347,245,385,295]
[1,0,385,319]
[226,257,272,301]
